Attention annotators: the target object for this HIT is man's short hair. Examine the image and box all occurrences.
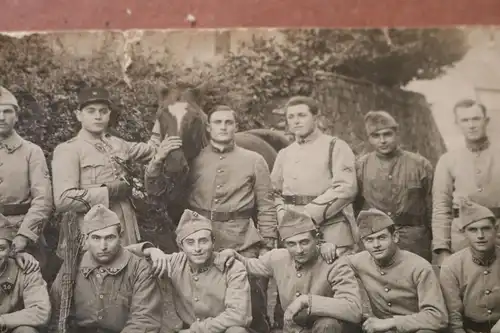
[207,104,238,123]
[453,99,487,117]
[285,96,320,116]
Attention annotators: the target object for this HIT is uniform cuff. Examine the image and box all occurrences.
[16,228,38,243]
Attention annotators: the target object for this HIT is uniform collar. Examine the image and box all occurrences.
[0,131,23,153]
[210,141,235,154]
[296,128,321,145]
[188,253,226,274]
[470,246,497,267]
[294,250,320,271]
[375,147,403,160]
[373,247,401,269]
[0,259,19,295]
[466,136,490,153]
[77,129,111,142]
[80,248,131,278]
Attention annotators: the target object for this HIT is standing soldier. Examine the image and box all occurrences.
[0,86,53,274]
[271,96,359,256]
[354,111,433,261]
[146,104,277,333]
[433,99,500,266]
[52,87,161,249]
[50,204,162,333]
[440,199,500,333]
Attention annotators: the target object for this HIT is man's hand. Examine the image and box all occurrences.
[491,319,500,333]
[435,249,451,267]
[15,252,40,274]
[103,180,131,200]
[11,235,29,254]
[283,295,308,326]
[144,248,169,278]
[216,249,238,269]
[362,317,395,333]
[319,242,337,264]
[155,136,183,162]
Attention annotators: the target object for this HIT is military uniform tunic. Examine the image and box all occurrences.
[440,246,500,333]
[355,149,433,260]
[51,248,162,333]
[236,248,362,325]
[0,131,52,244]
[0,258,51,330]
[52,130,159,248]
[346,249,448,333]
[183,144,277,251]
[271,129,358,247]
[433,142,500,253]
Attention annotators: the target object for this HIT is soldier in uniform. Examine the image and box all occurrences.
[354,111,433,261]
[271,96,359,256]
[52,87,162,249]
[128,209,254,333]
[440,199,500,333]
[146,104,277,333]
[346,209,448,333]
[50,204,162,333]
[433,99,500,266]
[217,207,362,333]
[0,86,53,274]
[0,222,51,333]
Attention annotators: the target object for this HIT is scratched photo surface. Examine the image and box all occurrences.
[0,27,499,333]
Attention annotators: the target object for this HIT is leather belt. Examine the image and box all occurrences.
[453,207,500,219]
[283,195,317,206]
[0,203,31,216]
[463,316,495,333]
[191,207,254,222]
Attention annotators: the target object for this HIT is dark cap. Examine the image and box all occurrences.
[78,87,112,109]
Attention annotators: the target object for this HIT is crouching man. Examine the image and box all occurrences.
[347,208,448,333]
[0,219,51,333]
[217,207,362,333]
[50,204,162,333]
[128,209,254,333]
[440,199,500,333]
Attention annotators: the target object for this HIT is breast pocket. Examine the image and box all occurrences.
[80,156,107,185]
[405,180,425,215]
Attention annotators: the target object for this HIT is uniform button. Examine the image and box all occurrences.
[380,271,385,275]
[488,309,492,314]
[295,292,301,297]
[217,185,222,189]
[485,290,491,295]
[194,297,199,302]
[387,302,392,307]
[214,199,220,203]
[193,276,199,281]
[484,270,490,275]
[388,175,392,180]
[219,156,224,160]
[217,169,223,173]
[384,288,390,292]
[96,273,101,278]
[100,268,105,273]
[98,316,103,320]
[478,188,483,192]
[196,318,201,321]
[297,273,302,278]
[387,212,392,216]
[99,294,104,299]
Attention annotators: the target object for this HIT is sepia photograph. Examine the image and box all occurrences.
[0,25,499,333]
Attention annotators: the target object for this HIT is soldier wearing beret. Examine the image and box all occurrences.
[0,86,53,274]
[128,209,254,333]
[217,207,361,333]
[50,204,162,333]
[0,218,51,333]
[440,199,500,333]
[433,99,500,267]
[51,87,163,251]
[147,104,277,333]
[354,110,433,261]
[346,209,448,333]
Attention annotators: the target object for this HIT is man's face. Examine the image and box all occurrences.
[86,225,122,265]
[283,231,318,265]
[362,228,399,261]
[455,105,489,142]
[0,239,10,267]
[207,110,237,144]
[0,105,18,137]
[286,104,316,138]
[368,128,398,155]
[464,219,497,253]
[75,102,111,135]
[181,229,214,266]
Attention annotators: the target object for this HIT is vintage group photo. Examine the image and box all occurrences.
[0,26,499,333]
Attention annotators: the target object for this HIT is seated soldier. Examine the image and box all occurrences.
[440,199,500,333]
[127,209,254,333]
[346,208,448,333]
[50,204,162,333]
[0,220,50,333]
[217,207,362,333]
